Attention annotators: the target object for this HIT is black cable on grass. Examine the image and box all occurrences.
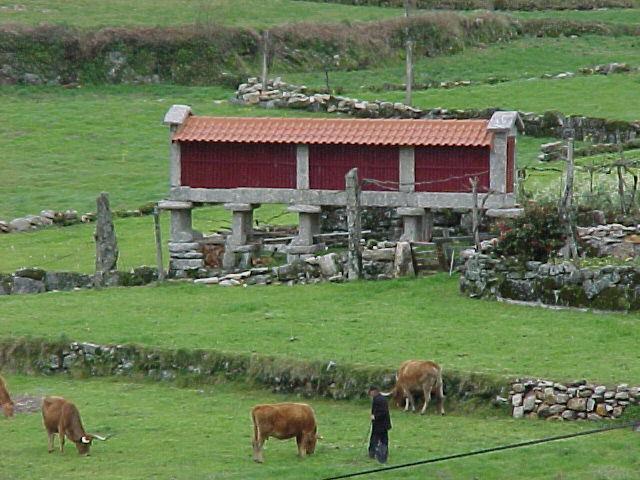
[322,420,640,480]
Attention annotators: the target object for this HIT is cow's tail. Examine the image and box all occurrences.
[251,409,259,444]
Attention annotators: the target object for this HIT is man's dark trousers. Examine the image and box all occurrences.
[369,392,391,463]
[368,430,389,463]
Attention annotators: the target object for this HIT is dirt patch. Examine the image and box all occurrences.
[12,395,42,414]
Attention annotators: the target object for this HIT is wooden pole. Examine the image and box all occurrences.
[469,176,480,251]
[345,168,362,281]
[261,30,269,92]
[153,206,165,281]
[404,0,413,106]
[558,139,578,260]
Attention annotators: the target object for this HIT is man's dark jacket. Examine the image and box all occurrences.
[371,393,392,432]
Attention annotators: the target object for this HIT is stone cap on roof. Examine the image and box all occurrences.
[487,111,523,133]
[163,105,192,126]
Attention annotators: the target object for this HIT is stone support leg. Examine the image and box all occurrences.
[158,200,204,276]
[398,207,427,242]
[286,205,325,262]
[423,209,434,242]
[223,203,258,270]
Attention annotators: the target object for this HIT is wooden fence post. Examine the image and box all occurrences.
[469,176,480,251]
[558,139,578,260]
[404,0,413,106]
[153,206,165,281]
[261,30,269,92]
[346,168,362,281]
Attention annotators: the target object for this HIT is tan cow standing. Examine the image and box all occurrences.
[384,360,445,415]
[42,396,106,455]
[0,375,14,418]
[251,402,319,463]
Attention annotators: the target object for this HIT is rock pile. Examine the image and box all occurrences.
[191,242,413,287]
[577,224,640,259]
[509,379,639,421]
[538,141,566,162]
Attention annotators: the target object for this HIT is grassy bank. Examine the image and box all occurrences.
[0,275,639,384]
[2,374,635,479]
[0,0,402,28]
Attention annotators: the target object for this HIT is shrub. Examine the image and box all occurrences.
[494,201,566,262]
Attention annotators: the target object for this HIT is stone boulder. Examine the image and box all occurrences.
[12,276,45,294]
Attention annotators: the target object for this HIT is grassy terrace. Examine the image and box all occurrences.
[3,374,636,479]
[282,35,640,91]
[0,0,402,28]
[356,73,640,122]
[1,275,639,384]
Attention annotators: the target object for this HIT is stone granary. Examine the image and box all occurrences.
[160,106,520,275]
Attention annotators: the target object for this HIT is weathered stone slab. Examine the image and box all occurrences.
[362,248,396,262]
[170,259,204,270]
[318,253,341,277]
[394,242,415,278]
[15,267,46,281]
[168,242,201,252]
[158,200,192,210]
[287,204,322,214]
[44,272,93,291]
[12,276,45,294]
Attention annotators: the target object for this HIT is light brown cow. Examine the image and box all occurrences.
[384,360,445,415]
[251,402,319,463]
[0,375,14,418]
[42,396,106,455]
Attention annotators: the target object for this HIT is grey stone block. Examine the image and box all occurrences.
[12,276,45,294]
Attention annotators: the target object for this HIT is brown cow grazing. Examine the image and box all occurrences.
[0,375,14,418]
[251,402,319,463]
[384,360,445,416]
[42,396,106,455]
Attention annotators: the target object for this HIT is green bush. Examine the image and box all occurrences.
[494,201,566,261]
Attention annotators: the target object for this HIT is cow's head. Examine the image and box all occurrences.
[75,433,107,455]
[2,401,14,418]
[303,431,321,455]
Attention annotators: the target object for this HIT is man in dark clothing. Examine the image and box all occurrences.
[368,385,391,464]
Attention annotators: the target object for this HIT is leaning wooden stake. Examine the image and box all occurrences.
[153,206,165,281]
[469,176,480,251]
[345,168,362,281]
[403,0,413,106]
[558,139,578,260]
[261,30,269,93]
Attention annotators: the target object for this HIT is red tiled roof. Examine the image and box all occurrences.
[172,116,492,147]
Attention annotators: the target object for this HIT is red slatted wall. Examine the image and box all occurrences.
[180,142,296,189]
[506,136,515,193]
[308,145,399,191]
[414,146,490,192]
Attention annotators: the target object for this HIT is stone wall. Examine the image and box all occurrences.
[236,78,640,143]
[0,266,158,295]
[578,223,640,259]
[508,379,638,421]
[460,253,640,311]
[0,338,502,403]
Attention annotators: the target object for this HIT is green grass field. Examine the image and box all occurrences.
[282,35,640,91]
[356,73,640,121]
[1,275,639,384]
[513,7,640,24]
[0,85,336,219]
[1,374,638,480]
[0,0,402,28]
[0,205,295,273]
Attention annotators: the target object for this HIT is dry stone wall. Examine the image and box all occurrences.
[460,253,640,311]
[509,379,639,421]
